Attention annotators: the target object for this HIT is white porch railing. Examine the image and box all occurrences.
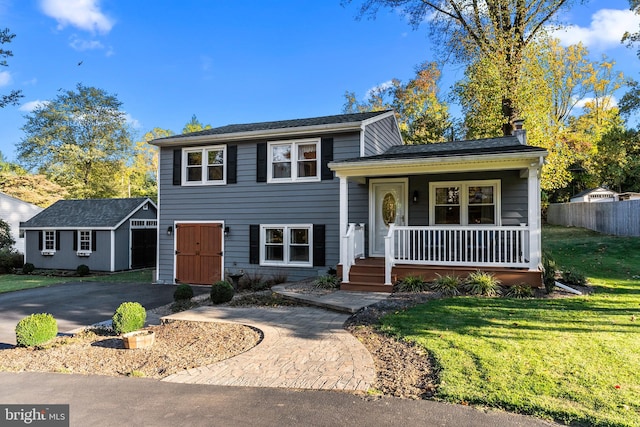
[341,223,365,283]
[384,224,530,285]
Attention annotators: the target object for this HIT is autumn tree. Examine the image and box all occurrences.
[17,84,134,199]
[0,173,67,207]
[345,0,574,132]
[182,115,212,134]
[124,128,170,201]
[0,28,23,108]
[344,61,453,143]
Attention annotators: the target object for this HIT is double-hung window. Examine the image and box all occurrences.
[78,231,92,254]
[183,145,226,185]
[44,231,55,251]
[430,180,500,225]
[268,139,319,182]
[260,225,312,266]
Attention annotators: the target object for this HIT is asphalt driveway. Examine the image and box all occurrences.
[0,281,208,347]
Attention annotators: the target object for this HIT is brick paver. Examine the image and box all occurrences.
[161,306,376,391]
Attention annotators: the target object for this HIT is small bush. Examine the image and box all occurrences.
[22,262,35,274]
[542,253,557,294]
[396,275,429,293]
[314,275,339,289]
[269,271,289,286]
[503,283,534,298]
[464,271,502,296]
[173,283,194,301]
[211,280,234,304]
[15,313,58,347]
[240,272,265,291]
[112,302,146,335]
[430,273,462,296]
[326,266,337,276]
[562,270,587,286]
[76,264,90,276]
[0,249,24,273]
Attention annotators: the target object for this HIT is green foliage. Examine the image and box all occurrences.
[463,271,502,296]
[542,253,557,294]
[314,275,339,289]
[15,313,57,347]
[182,114,212,134]
[561,269,587,286]
[395,275,429,292]
[76,264,90,277]
[0,248,22,273]
[429,273,462,296]
[112,302,146,334]
[173,283,194,301]
[22,262,35,274]
[0,28,23,108]
[0,219,14,251]
[210,280,234,304]
[503,283,534,298]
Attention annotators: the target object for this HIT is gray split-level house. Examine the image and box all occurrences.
[150,111,547,290]
[20,198,158,272]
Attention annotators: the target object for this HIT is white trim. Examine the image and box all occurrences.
[369,178,408,257]
[428,179,502,226]
[110,230,115,272]
[259,224,313,267]
[76,230,92,256]
[182,145,227,186]
[112,197,158,231]
[172,220,225,284]
[266,138,321,183]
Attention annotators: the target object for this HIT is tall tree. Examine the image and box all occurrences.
[17,84,134,199]
[0,173,67,207]
[182,115,212,134]
[345,0,573,132]
[0,28,23,108]
[620,0,640,118]
[124,127,170,200]
[344,61,453,143]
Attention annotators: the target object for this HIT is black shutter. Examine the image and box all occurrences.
[92,231,97,252]
[73,231,78,251]
[55,231,60,250]
[321,137,334,180]
[227,145,237,184]
[38,232,43,251]
[172,149,182,185]
[313,224,325,267]
[249,224,260,264]
[256,142,267,183]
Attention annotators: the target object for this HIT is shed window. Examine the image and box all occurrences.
[79,231,91,253]
[44,231,55,251]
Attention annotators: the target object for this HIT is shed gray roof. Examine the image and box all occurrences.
[153,111,391,142]
[332,135,547,164]
[21,198,153,229]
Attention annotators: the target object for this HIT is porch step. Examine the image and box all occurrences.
[340,281,394,293]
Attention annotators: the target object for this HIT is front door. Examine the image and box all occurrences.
[370,179,407,256]
[175,223,223,285]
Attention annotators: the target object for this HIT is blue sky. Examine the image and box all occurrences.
[0,0,638,162]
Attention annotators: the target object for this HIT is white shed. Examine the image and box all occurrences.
[0,191,43,254]
[570,187,618,203]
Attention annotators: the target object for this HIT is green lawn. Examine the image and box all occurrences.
[380,225,640,426]
[0,269,153,294]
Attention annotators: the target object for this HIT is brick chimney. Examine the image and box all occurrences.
[512,119,526,145]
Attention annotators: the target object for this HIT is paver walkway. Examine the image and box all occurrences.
[161,305,375,391]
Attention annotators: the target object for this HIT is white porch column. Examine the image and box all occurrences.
[527,163,542,270]
[339,176,349,264]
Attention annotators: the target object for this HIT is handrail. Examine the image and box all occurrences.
[342,223,366,283]
[384,224,395,285]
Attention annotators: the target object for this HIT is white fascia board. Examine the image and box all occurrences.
[20,226,115,231]
[113,198,157,230]
[149,122,364,147]
[330,152,547,178]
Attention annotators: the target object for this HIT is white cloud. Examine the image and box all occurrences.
[40,0,114,34]
[125,113,141,129]
[0,71,11,87]
[70,35,104,51]
[365,80,394,99]
[555,9,640,48]
[574,96,618,109]
[19,100,50,112]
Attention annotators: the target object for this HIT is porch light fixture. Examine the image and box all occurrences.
[167,226,173,236]
[224,226,230,236]
[412,190,419,204]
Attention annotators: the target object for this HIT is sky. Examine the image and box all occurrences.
[0,0,639,162]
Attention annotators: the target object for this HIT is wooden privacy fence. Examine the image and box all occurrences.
[547,200,640,236]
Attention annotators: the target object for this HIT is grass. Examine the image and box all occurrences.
[0,269,153,294]
[380,225,640,426]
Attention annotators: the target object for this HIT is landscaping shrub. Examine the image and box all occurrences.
[173,283,194,301]
[561,270,587,286]
[503,283,534,298]
[429,273,462,296]
[211,280,234,304]
[240,272,265,291]
[112,302,146,334]
[542,253,557,294]
[464,270,502,296]
[76,264,90,277]
[314,275,339,289]
[0,249,23,273]
[269,271,289,286]
[395,275,429,292]
[15,313,58,347]
[22,262,35,274]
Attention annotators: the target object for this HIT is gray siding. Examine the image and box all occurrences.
[407,170,528,225]
[24,230,112,271]
[362,114,402,156]
[157,132,363,284]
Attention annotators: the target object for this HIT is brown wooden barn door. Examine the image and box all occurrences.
[175,223,223,285]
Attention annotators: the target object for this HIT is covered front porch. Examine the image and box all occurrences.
[329,135,548,292]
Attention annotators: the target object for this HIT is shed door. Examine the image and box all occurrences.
[131,229,157,269]
[175,223,223,285]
